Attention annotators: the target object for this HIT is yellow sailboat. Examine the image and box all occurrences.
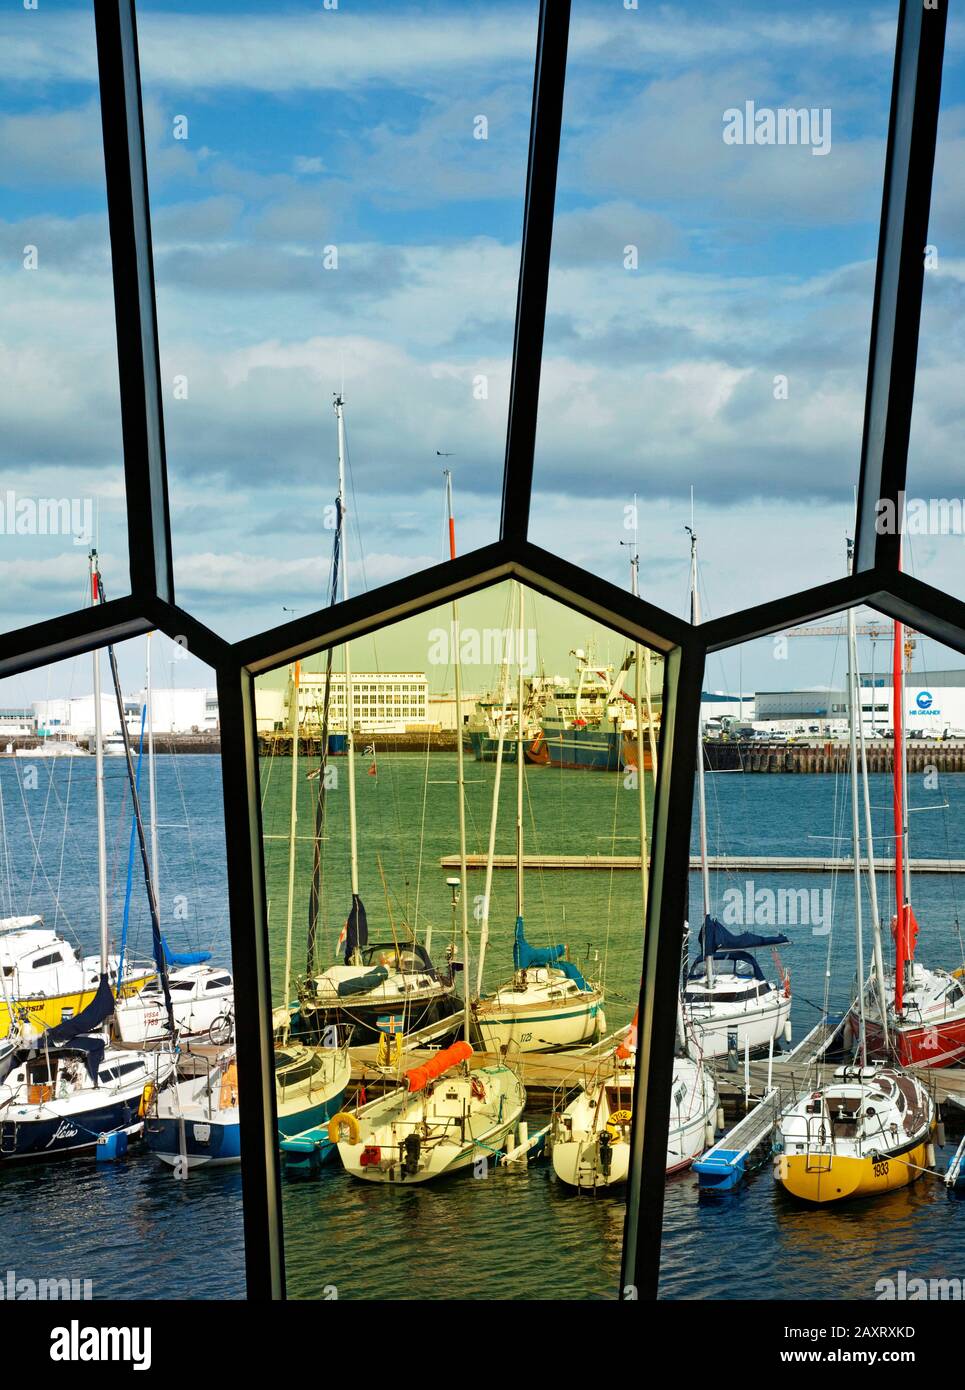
[775,1064,934,1204]
[0,915,154,1033]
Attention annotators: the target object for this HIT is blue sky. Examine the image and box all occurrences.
[0,0,963,700]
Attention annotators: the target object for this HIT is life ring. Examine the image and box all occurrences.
[327,1111,360,1145]
[606,1108,632,1137]
[137,1082,155,1119]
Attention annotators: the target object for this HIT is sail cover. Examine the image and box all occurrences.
[344,894,368,963]
[406,1040,472,1093]
[336,965,387,998]
[699,915,788,957]
[46,973,114,1046]
[513,918,590,989]
[162,935,212,966]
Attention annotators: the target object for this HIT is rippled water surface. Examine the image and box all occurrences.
[1,755,963,1300]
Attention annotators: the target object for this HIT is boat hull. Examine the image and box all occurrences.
[294,990,462,1047]
[685,991,791,1059]
[0,974,153,1035]
[147,1114,241,1168]
[474,994,605,1054]
[862,1014,965,1069]
[776,1134,929,1204]
[0,1098,144,1161]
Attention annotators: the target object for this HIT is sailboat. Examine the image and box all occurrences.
[336,473,525,1184]
[775,561,935,1203]
[680,526,793,1057]
[295,397,461,1045]
[0,553,177,1160]
[859,592,965,1066]
[551,1014,717,1189]
[115,636,234,1047]
[474,582,606,1054]
[0,918,155,1036]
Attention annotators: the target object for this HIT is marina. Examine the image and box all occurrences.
[1,518,965,1297]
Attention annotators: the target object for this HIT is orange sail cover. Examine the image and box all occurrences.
[406,1041,472,1093]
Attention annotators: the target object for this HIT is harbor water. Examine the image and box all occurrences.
[1,753,963,1299]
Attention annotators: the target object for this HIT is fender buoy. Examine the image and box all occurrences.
[137,1082,155,1119]
[328,1111,360,1145]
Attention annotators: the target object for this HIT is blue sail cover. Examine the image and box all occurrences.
[513,919,590,990]
[699,915,788,958]
[336,965,388,998]
[162,936,211,967]
[46,973,114,1047]
[344,894,368,963]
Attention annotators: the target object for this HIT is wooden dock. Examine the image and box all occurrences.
[439,853,965,874]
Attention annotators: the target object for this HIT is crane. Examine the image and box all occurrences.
[786,620,917,672]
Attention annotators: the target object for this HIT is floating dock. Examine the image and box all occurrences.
[439,853,965,874]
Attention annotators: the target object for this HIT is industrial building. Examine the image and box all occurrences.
[754,669,965,737]
[33,688,218,738]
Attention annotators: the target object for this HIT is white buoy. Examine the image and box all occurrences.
[705,1121,715,1148]
[716,1106,725,1130]
[926,1142,936,1169]
[517,1121,528,1154]
[783,1019,792,1044]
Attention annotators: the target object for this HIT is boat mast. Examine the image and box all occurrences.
[516,584,525,923]
[687,528,711,928]
[845,555,867,1067]
[477,587,514,995]
[445,471,471,1044]
[335,395,360,908]
[623,533,648,920]
[849,541,888,1051]
[893,606,908,1016]
[90,553,108,979]
[283,660,300,1028]
[146,634,158,903]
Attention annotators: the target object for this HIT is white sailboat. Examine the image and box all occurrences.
[0,554,177,1160]
[551,1014,718,1189]
[114,635,235,1046]
[473,582,606,1054]
[337,472,525,1183]
[296,399,461,1045]
[680,526,792,1057]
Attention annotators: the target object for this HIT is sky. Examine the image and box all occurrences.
[1,0,963,701]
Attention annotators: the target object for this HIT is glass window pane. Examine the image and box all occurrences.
[257,575,661,1298]
[530,0,899,617]
[0,1,129,631]
[137,0,539,637]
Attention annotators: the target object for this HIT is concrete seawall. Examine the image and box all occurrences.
[702,738,965,773]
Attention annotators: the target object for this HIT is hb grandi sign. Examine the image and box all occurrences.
[910,690,939,718]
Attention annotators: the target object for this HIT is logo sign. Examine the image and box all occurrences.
[916,690,933,710]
